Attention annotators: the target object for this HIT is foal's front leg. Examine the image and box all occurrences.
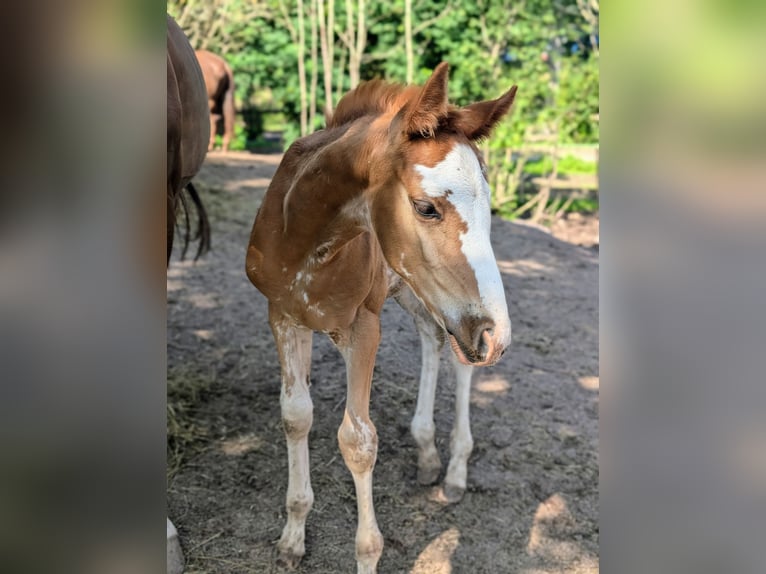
[401,288,475,503]
[443,354,474,503]
[336,308,385,574]
[410,314,445,485]
[270,312,314,568]
[395,288,444,485]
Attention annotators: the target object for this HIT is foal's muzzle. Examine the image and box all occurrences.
[447,316,509,367]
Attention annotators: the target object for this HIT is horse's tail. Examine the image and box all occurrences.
[222,63,236,151]
[176,181,211,261]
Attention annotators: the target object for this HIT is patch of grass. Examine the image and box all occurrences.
[567,197,599,213]
[167,366,215,481]
[523,155,598,177]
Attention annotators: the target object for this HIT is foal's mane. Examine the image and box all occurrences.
[328,80,421,128]
[328,77,478,141]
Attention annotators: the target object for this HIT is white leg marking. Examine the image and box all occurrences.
[411,321,443,485]
[338,411,384,574]
[336,309,384,572]
[273,323,314,567]
[353,467,383,574]
[443,353,474,502]
[278,381,314,565]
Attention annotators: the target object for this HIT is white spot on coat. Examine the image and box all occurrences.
[399,253,412,278]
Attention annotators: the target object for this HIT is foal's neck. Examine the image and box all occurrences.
[284,118,390,233]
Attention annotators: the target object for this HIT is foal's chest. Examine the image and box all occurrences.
[278,230,388,330]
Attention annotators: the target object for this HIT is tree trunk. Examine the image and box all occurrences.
[342,0,366,88]
[344,0,357,88]
[336,44,347,103]
[317,0,334,119]
[354,0,366,87]
[297,0,308,135]
[404,0,413,83]
[309,0,319,130]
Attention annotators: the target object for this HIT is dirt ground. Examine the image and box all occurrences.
[167,151,599,574]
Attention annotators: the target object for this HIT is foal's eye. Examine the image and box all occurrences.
[413,200,440,220]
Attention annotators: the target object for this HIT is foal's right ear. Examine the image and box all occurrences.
[454,85,518,141]
[403,62,450,138]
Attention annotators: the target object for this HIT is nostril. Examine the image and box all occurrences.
[474,320,495,358]
[477,331,490,357]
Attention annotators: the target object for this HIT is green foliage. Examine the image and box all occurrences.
[557,56,599,143]
[170,0,599,210]
[524,155,599,176]
[282,122,302,150]
[214,124,248,151]
[567,197,599,213]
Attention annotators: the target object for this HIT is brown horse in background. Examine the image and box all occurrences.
[167,15,211,262]
[195,50,236,153]
[167,14,212,574]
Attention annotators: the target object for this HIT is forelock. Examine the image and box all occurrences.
[412,142,488,199]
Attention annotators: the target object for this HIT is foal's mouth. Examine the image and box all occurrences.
[447,330,501,367]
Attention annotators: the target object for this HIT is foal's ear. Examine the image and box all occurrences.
[404,62,450,138]
[455,85,518,141]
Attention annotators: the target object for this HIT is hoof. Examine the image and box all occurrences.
[442,483,465,504]
[166,519,184,574]
[276,548,304,570]
[417,465,441,486]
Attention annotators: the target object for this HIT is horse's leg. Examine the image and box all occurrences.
[395,287,445,485]
[207,109,217,151]
[270,312,314,568]
[222,83,235,153]
[443,354,474,503]
[336,308,384,574]
[410,313,445,485]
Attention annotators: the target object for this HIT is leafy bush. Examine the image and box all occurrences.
[171,0,599,214]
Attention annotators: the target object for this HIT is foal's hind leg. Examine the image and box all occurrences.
[270,312,314,568]
[443,355,474,503]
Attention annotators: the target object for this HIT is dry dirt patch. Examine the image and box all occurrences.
[168,152,599,573]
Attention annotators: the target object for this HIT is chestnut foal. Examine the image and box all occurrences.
[246,63,515,573]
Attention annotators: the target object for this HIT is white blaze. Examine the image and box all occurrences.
[414,143,511,347]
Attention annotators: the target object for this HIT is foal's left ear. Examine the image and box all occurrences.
[455,85,518,141]
[404,62,450,138]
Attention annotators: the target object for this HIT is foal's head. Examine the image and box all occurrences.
[370,64,516,366]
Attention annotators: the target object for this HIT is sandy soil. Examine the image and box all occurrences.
[549,213,599,250]
[167,151,599,574]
